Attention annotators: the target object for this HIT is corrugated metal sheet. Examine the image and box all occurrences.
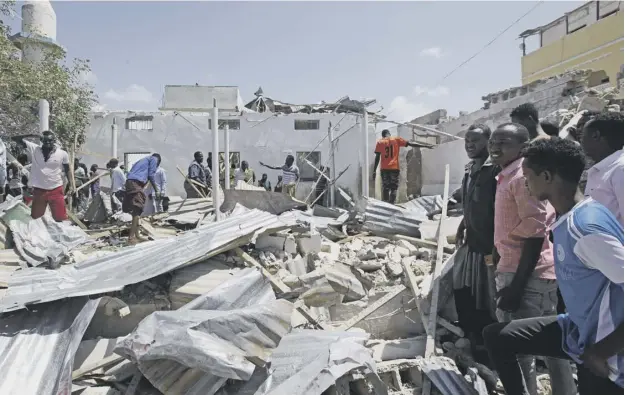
[0,297,100,395]
[416,356,481,395]
[0,209,296,313]
[116,269,289,395]
[363,197,425,237]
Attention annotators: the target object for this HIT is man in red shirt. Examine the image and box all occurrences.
[373,129,423,203]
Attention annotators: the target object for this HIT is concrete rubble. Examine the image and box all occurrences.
[0,191,505,395]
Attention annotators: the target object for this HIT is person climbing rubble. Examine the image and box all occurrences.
[484,137,623,395]
[488,123,576,395]
[123,153,162,244]
[373,129,427,204]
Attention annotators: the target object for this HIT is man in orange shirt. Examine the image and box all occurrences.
[373,129,424,203]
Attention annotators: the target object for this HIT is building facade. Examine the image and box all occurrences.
[82,110,376,202]
[520,1,623,86]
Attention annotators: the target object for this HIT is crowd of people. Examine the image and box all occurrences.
[449,103,623,395]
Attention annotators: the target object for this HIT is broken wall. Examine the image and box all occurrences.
[83,112,377,202]
[419,71,590,195]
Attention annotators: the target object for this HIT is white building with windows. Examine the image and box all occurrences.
[82,86,378,202]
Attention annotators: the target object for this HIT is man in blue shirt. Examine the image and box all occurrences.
[483,137,623,395]
[123,153,162,244]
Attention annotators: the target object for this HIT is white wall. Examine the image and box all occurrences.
[82,111,378,203]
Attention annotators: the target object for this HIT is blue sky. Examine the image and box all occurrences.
[8,1,583,122]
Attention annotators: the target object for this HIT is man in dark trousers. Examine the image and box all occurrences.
[373,129,426,204]
[453,124,499,360]
[484,137,623,395]
[185,151,207,198]
[123,153,161,245]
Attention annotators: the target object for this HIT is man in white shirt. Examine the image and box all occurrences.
[14,131,70,221]
[108,158,127,213]
[143,166,167,215]
[580,111,624,225]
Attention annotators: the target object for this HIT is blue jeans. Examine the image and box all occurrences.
[495,272,576,395]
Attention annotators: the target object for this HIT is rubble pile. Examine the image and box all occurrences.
[0,193,501,395]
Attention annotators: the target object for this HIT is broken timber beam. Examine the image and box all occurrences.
[421,164,451,395]
[72,354,125,380]
[234,247,331,330]
[391,234,454,254]
[334,285,406,332]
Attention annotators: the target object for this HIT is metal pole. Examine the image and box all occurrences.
[327,121,336,207]
[211,99,222,221]
[362,108,370,197]
[111,117,118,159]
[38,99,49,132]
[223,124,230,190]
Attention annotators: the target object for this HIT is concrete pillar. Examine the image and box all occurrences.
[38,99,49,132]
[327,122,336,206]
[223,124,230,190]
[211,100,222,221]
[111,117,118,159]
[362,108,370,197]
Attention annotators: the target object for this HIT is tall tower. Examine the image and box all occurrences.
[10,0,62,63]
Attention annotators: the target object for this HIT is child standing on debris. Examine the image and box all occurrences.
[488,123,575,395]
[452,124,499,361]
[373,129,425,204]
[484,137,623,395]
[579,111,623,225]
[260,155,299,197]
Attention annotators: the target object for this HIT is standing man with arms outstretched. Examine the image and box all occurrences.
[373,129,425,204]
[260,154,299,197]
[13,131,71,221]
[484,137,623,395]
[123,153,162,245]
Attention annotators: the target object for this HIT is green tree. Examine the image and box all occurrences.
[0,0,98,152]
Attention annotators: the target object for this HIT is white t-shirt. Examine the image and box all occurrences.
[111,166,126,193]
[24,140,69,190]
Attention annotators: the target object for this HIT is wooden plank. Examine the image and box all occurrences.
[67,211,88,230]
[176,166,207,198]
[421,164,450,395]
[401,260,431,337]
[335,285,406,331]
[424,164,450,358]
[391,234,454,254]
[72,354,124,380]
[234,247,330,330]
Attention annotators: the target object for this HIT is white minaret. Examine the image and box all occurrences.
[11,0,61,64]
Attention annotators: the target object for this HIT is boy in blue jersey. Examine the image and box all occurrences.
[483,137,623,395]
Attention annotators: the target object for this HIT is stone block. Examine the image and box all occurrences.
[297,233,322,255]
[395,239,418,256]
[367,336,426,361]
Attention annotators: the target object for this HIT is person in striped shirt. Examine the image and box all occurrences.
[260,155,299,197]
[484,137,623,395]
